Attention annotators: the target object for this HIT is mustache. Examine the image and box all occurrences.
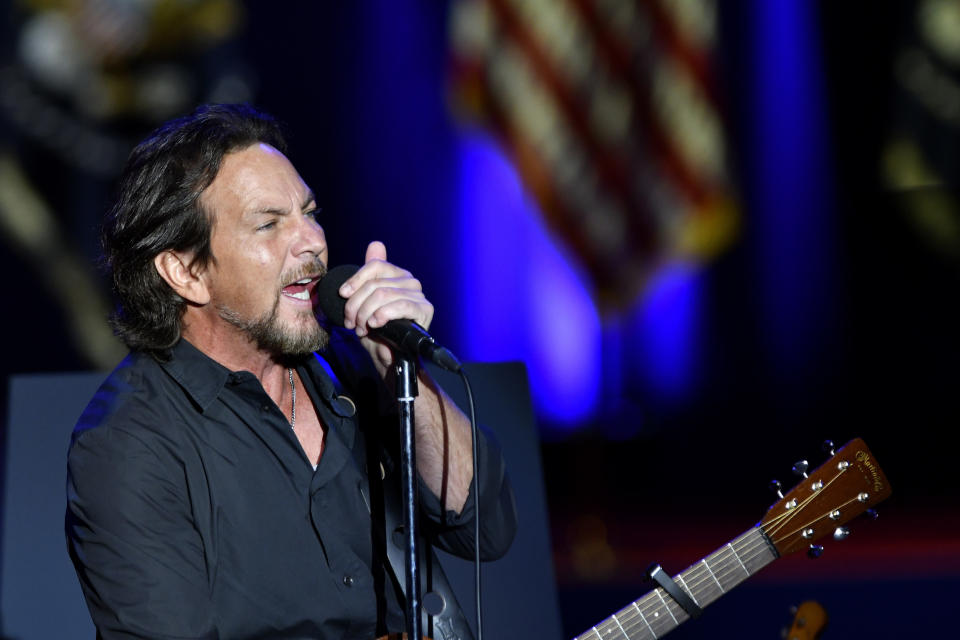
[282,258,327,286]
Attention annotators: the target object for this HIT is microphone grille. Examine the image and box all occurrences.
[315,264,359,327]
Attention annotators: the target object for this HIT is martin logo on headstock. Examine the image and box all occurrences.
[573,438,891,640]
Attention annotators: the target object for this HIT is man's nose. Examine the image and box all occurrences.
[293,214,327,261]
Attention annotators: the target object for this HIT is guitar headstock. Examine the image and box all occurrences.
[785,600,828,640]
[760,438,891,557]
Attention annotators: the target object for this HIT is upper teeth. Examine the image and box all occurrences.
[296,278,311,284]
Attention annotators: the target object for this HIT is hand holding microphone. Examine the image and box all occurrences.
[315,242,461,372]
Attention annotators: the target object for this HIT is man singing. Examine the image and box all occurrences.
[65,103,517,639]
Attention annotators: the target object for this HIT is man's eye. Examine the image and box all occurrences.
[256,221,277,231]
[305,208,321,220]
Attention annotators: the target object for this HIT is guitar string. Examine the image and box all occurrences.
[763,467,850,538]
[602,549,772,640]
[583,461,865,640]
[599,530,774,639]
[665,515,811,609]
[678,490,845,600]
[765,496,864,546]
[589,475,861,640]
[613,525,814,639]
[592,528,781,639]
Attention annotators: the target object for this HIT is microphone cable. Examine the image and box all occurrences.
[458,368,483,640]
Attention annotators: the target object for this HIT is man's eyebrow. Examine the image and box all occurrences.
[248,190,317,216]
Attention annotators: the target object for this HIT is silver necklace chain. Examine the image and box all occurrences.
[288,368,296,429]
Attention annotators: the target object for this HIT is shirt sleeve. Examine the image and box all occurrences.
[321,331,518,562]
[66,424,218,640]
[417,424,518,562]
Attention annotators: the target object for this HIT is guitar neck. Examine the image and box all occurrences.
[575,526,778,640]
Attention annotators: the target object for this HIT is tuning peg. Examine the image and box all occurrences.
[865,508,879,520]
[833,526,850,541]
[769,479,784,499]
[807,544,824,559]
[792,460,809,478]
[822,440,835,456]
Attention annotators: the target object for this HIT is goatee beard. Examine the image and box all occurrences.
[216,261,329,356]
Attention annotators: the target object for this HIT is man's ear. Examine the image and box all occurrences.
[154,250,211,305]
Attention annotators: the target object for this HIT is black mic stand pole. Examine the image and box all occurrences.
[395,355,423,640]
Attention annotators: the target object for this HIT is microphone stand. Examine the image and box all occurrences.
[395,355,422,640]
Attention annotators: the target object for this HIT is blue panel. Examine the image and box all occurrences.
[2,373,104,638]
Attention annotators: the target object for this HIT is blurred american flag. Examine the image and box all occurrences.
[449,0,738,307]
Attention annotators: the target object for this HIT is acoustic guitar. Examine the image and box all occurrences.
[573,438,890,640]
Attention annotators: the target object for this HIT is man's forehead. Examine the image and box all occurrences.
[203,143,312,213]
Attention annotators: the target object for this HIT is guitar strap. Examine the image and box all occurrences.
[317,349,476,640]
[379,471,477,640]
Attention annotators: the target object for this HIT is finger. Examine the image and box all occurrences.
[340,264,419,305]
[340,245,403,298]
[342,274,426,331]
[352,290,432,336]
[365,240,387,264]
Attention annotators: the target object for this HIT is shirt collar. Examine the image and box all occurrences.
[158,338,233,412]
[159,338,354,425]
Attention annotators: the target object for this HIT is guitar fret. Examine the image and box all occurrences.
[611,614,628,638]
[736,529,778,574]
[654,589,680,626]
[637,590,678,638]
[575,626,602,640]
[681,559,721,606]
[701,559,723,593]
[617,605,640,631]
[632,601,656,639]
[674,574,699,606]
[726,541,749,577]
[595,617,626,639]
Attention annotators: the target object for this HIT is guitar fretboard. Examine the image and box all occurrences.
[574,526,777,640]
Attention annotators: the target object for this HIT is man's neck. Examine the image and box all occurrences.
[180,321,292,398]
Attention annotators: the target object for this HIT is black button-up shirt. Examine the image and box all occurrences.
[65,334,516,639]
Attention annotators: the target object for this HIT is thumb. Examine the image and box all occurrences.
[365,240,387,264]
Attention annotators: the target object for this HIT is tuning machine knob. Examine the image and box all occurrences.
[822,440,836,456]
[792,460,809,479]
[833,527,850,541]
[769,479,784,499]
[807,544,824,559]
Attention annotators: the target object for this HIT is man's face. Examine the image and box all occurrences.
[199,142,328,356]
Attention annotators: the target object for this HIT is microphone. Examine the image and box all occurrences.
[316,264,462,372]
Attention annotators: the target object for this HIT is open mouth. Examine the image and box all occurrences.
[281,276,319,302]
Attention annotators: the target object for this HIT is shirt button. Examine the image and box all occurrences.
[261,403,270,412]
[342,574,354,587]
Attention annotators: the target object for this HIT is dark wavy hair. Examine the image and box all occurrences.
[102,103,288,359]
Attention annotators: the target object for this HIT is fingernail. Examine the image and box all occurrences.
[340,283,353,296]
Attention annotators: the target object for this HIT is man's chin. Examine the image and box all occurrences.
[217,302,328,356]
[264,325,329,357]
